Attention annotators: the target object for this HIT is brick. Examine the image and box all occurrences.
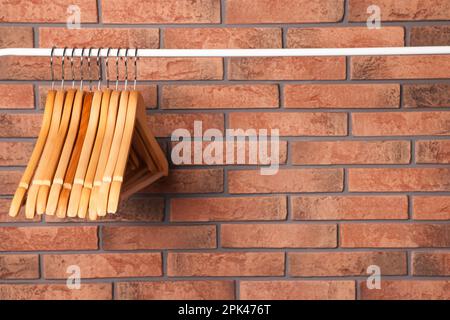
[0,226,98,251]
[0,170,22,195]
[352,112,450,136]
[148,113,224,138]
[221,224,337,248]
[112,57,223,81]
[292,196,408,220]
[240,281,355,300]
[169,140,288,166]
[349,168,450,192]
[0,283,111,300]
[143,169,223,194]
[164,28,281,49]
[289,252,407,276]
[0,199,41,223]
[349,0,450,21]
[0,57,99,80]
[0,114,41,138]
[102,0,220,24]
[115,281,234,300]
[226,0,344,23]
[46,197,165,222]
[340,223,450,248]
[351,56,450,80]
[44,253,162,279]
[412,252,450,276]
[413,196,450,220]
[404,84,450,108]
[161,85,279,109]
[287,27,404,48]
[0,142,34,166]
[291,141,410,165]
[229,112,347,136]
[229,169,343,194]
[39,85,157,109]
[39,28,159,48]
[102,225,216,250]
[411,26,450,46]
[0,0,98,23]
[229,57,346,80]
[360,280,450,300]
[0,27,33,48]
[416,140,450,164]
[167,252,285,276]
[0,85,34,109]
[171,196,287,221]
[0,255,39,279]
[284,84,400,109]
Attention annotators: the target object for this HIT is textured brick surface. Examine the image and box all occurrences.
[164,28,282,49]
[116,281,235,300]
[287,27,404,48]
[289,252,407,276]
[240,281,355,300]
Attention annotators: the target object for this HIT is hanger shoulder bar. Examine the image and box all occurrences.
[1,47,450,57]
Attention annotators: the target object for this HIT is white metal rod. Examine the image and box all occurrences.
[1,47,450,57]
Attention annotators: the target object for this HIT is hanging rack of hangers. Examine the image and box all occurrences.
[8,47,169,221]
[1,46,450,57]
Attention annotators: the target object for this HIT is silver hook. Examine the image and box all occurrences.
[88,47,93,91]
[124,48,129,91]
[80,47,86,91]
[70,47,77,88]
[116,47,121,91]
[96,48,102,91]
[60,47,68,89]
[133,48,138,90]
[105,48,112,89]
[50,47,56,90]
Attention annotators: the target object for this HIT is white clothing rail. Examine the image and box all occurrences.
[1,47,450,57]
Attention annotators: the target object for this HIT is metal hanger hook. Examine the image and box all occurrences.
[80,47,86,91]
[70,47,77,88]
[105,48,112,89]
[124,48,129,91]
[133,48,138,90]
[88,47,93,91]
[96,47,102,90]
[50,47,56,90]
[116,47,121,91]
[60,47,68,89]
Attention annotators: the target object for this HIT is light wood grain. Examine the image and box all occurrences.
[56,92,93,218]
[9,90,56,217]
[46,90,84,215]
[25,90,65,219]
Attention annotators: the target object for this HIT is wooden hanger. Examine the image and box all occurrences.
[89,90,120,220]
[8,90,56,217]
[56,92,93,218]
[35,88,76,215]
[45,89,84,215]
[96,90,129,217]
[107,90,139,213]
[78,89,111,219]
[25,89,65,219]
[67,89,102,217]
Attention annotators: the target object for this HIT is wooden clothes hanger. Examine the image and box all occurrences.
[25,88,65,219]
[9,47,169,220]
[56,91,93,218]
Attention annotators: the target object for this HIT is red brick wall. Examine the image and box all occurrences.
[0,0,449,300]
